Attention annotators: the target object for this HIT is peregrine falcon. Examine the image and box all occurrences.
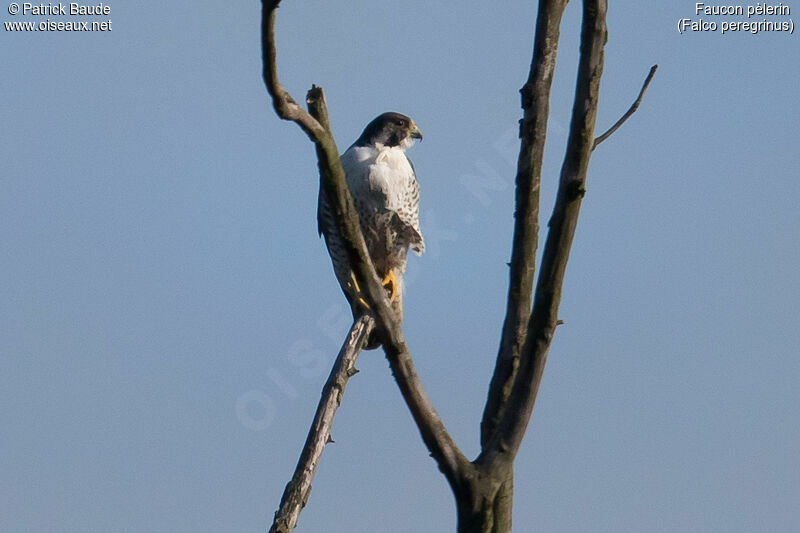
[318,112,424,328]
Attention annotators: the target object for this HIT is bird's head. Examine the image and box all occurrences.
[355,112,422,150]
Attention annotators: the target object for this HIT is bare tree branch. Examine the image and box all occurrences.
[481,0,609,469]
[481,0,569,450]
[593,64,658,149]
[269,316,374,533]
[260,0,471,514]
[261,0,325,140]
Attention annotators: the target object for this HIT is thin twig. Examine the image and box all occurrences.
[269,316,374,533]
[593,64,657,149]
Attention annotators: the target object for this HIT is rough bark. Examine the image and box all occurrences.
[454,469,514,533]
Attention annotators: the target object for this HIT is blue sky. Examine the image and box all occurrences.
[2,1,798,532]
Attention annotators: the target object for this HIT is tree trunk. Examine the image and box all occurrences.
[455,471,513,533]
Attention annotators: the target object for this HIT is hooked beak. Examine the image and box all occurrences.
[410,124,423,142]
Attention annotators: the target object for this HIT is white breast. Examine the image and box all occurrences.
[369,148,415,207]
[341,145,415,212]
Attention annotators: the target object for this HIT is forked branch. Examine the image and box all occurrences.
[481,0,609,469]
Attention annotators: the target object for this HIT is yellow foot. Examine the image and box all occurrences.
[351,273,371,310]
[381,270,397,303]
[351,271,397,308]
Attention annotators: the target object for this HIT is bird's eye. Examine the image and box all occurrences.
[396,120,406,126]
